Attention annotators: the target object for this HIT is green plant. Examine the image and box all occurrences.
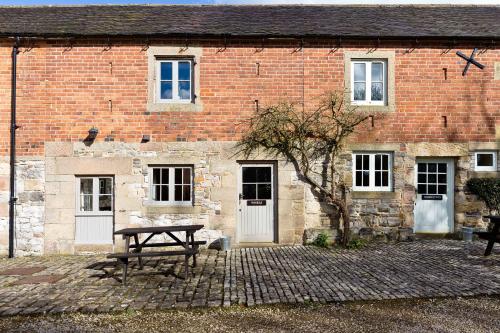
[466,178,500,214]
[346,239,366,250]
[311,232,330,248]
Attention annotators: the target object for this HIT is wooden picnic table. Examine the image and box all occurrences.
[108,225,205,285]
[474,216,500,256]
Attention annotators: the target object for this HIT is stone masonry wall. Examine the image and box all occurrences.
[0,158,44,256]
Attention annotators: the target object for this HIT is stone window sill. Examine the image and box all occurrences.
[147,102,203,113]
[143,203,202,215]
[351,191,398,199]
[350,104,395,113]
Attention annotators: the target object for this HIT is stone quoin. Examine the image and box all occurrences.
[0,5,498,255]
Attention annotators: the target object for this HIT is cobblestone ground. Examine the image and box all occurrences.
[0,240,499,316]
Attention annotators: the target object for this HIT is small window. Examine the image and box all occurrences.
[474,152,497,172]
[150,166,193,205]
[353,153,392,191]
[77,177,113,213]
[351,60,387,105]
[156,60,192,103]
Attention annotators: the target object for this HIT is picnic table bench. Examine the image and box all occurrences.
[108,225,206,285]
[474,215,500,256]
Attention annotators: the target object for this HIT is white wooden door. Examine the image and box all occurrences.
[238,164,275,242]
[75,177,114,244]
[414,159,454,233]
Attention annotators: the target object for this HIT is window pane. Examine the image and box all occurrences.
[382,155,389,170]
[80,179,93,194]
[161,185,168,201]
[438,163,447,173]
[353,82,366,101]
[355,171,362,186]
[375,172,381,187]
[382,172,388,186]
[375,155,381,170]
[183,168,191,184]
[160,82,172,99]
[371,63,383,81]
[428,164,437,172]
[175,168,182,184]
[418,174,426,183]
[175,185,182,201]
[428,185,437,194]
[183,185,191,201]
[256,167,271,182]
[178,62,191,80]
[161,168,169,185]
[153,168,161,184]
[81,195,93,211]
[363,155,369,170]
[418,184,426,194]
[99,195,112,211]
[179,81,191,100]
[242,184,257,199]
[99,178,112,194]
[258,184,272,199]
[418,163,427,172]
[371,82,383,101]
[362,171,369,186]
[438,174,446,184]
[477,153,494,167]
[353,63,366,81]
[160,62,172,80]
[153,185,161,201]
[438,185,447,195]
[355,155,362,171]
[428,174,436,184]
[242,167,257,183]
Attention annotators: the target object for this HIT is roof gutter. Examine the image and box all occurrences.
[9,36,19,259]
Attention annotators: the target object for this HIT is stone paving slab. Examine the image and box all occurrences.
[0,240,499,316]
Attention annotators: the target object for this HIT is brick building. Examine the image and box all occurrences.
[0,5,498,255]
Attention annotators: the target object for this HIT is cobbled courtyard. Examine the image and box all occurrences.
[0,239,499,316]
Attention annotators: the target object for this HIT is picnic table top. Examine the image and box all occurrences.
[114,225,204,235]
[484,215,500,223]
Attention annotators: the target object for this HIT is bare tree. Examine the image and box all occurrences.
[235,91,369,246]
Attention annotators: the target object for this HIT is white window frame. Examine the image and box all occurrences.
[351,60,387,106]
[75,176,114,216]
[149,166,193,206]
[352,152,393,192]
[156,59,193,104]
[474,151,497,172]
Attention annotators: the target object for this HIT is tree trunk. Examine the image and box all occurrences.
[331,198,350,246]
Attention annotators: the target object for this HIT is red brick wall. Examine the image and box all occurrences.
[0,39,498,156]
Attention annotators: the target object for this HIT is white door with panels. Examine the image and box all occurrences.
[238,164,275,242]
[75,177,114,244]
[414,159,454,233]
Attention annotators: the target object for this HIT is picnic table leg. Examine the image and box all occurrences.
[191,232,197,268]
[485,222,500,256]
[185,231,190,279]
[133,234,144,270]
[120,258,129,286]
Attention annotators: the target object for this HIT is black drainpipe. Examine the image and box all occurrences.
[9,37,20,258]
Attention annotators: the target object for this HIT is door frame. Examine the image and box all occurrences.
[236,161,279,244]
[74,175,115,244]
[413,158,455,233]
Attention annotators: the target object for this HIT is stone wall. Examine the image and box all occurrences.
[0,158,44,256]
[43,141,306,254]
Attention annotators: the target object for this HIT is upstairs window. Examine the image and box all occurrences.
[351,60,387,105]
[474,151,497,172]
[352,153,392,191]
[156,60,193,103]
[150,166,193,205]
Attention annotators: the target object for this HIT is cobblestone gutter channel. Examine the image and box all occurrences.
[0,240,499,316]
